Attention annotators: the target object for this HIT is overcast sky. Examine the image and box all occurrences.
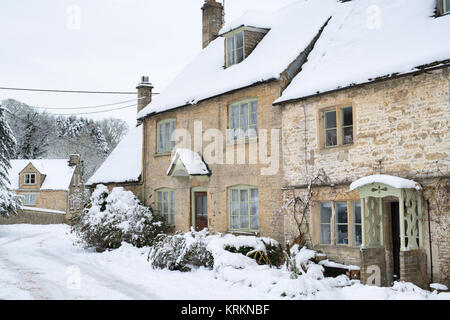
[0,0,297,127]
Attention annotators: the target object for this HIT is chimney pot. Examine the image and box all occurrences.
[202,0,224,49]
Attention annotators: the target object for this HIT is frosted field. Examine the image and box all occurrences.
[0,224,448,300]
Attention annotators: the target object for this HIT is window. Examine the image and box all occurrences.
[335,202,349,245]
[157,119,176,153]
[353,201,362,246]
[323,106,353,147]
[226,30,244,67]
[24,173,36,185]
[229,186,258,231]
[24,194,36,205]
[319,202,332,244]
[156,189,174,224]
[229,99,258,140]
[69,199,74,210]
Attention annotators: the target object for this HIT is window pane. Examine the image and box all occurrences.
[250,189,258,201]
[336,202,348,224]
[320,203,332,223]
[250,101,257,113]
[336,225,348,245]
[240,213,249,229]
[251,216,258,230]
[325,129,337,147]
[324,111,336,129]
[158,124,163,152]
[236,48,244,64]
[354,224,362,246]
[231,201,239,215]
[341,107,353,126]
[446,0,450,12]
[320,224,331,244]
[231,189,238,202]
[342,127,354,145]
[240,189,248,202]
[227,37,235,65]
[236,32,243,48]
[354,202,361,224]
[231,215,239,229]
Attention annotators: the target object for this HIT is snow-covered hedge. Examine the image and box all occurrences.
[72,185,172,250]
[148,229,284,272]
[148,229,214,271]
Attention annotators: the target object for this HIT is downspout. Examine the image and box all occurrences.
[426,199,433,284]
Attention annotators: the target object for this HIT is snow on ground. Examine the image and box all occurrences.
[0,224,449,300]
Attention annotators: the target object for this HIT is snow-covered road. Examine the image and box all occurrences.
[1,224,449,300]
[0,224,274,300]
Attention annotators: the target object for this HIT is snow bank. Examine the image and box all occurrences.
[350,174,422,191]
[87,125,142,185]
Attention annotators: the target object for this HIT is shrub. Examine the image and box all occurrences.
[71,185,172,250]
[224,239,284,267]
[148,228,214,272]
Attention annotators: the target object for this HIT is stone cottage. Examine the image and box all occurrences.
[273,0,450,288]
[1,154,83,224]
[92,0,449,288]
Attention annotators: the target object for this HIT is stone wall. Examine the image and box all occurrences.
[400,249,428,289]
[0,209,67,225]
[14,190,68,213]
[142,81,286,243]
[360,247,388,286]
[281,67,450,287]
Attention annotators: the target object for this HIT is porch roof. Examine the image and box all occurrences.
[166,149,210,177]
[350,174,422,191]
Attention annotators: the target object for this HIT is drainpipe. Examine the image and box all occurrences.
[427,200,433,284]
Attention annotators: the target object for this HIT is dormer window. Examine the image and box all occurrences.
[24,173,36,185]
[445,0,450,13]
[226,29,244,67]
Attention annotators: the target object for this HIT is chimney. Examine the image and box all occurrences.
[136,76,153,114]
[202,0,224,49]
[69,154,80,167]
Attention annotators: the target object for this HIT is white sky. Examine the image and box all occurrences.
[0,0,297,127]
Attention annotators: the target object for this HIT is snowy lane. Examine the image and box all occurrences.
[0,226,148,299]
[0,224,275,300]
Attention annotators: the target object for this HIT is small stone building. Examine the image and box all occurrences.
[86,124,144,200]
[1,155,83,224]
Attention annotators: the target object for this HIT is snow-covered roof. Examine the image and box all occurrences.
[8,159,75,191]
[138,0,449,118]
[350,174,422,191]
[276,0,450,103]
[166,149,210,176]
[218,10,273,36]
[137,0,337,118]
[87,125,142,185]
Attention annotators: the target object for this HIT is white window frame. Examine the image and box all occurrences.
[24,194,36,206]
[225,29,244,67]
[24,173,36,185]
[156,189,175,225]
[156,119,176,154]
[229,99,258,141]
[228,185,259,232]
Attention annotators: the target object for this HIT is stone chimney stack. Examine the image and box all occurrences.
[202,0,224,49]
[69,154,80,167]
[136,76,153,114]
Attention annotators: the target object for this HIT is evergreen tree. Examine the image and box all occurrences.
[0,106,21,217]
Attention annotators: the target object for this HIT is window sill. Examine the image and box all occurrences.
[227,230,259,236]
[226,137,258,146]
[154,152,172,158]
[319,143,354,153]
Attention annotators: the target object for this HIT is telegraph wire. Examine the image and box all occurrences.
[0,86,137,95]
[50,103,137,116]
[31,96,147,111]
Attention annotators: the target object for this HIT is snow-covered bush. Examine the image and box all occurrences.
[72,185,172,250]
[148,228,214,271]
[286,244,324,280]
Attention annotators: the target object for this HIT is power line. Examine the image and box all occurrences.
[51,103,137,116]
[0,86,140,95]
[31,96,147,111]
